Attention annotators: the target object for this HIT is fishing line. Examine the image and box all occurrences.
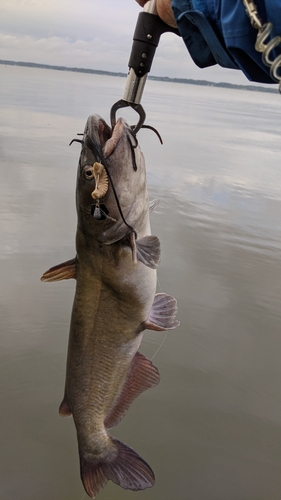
[149,277,167,361]
[84,135,167,360]
[85,135,137,238]
[71,122,161,239]
[156,276,163,293]
[150,331,168,362]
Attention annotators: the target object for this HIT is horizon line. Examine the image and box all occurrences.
[0,59,278,95]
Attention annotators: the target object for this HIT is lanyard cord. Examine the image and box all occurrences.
[242,0,281,92]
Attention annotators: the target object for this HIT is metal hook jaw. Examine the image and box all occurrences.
[110,99,146,135]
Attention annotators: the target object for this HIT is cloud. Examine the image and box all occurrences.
[0,0,269,84]
[0,33,131,71]
[0,31,194,78]
[0,0,148,72]
[1,0,139,40]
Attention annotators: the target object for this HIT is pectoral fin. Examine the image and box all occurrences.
[104,352,160,429]
[136,236,160,269]
[143,293,180,331]
[129,232,160,269]
[40,257,77,282]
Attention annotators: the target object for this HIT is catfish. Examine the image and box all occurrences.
[41,115,179,498]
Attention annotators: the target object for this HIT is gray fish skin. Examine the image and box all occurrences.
[41,114,179,498]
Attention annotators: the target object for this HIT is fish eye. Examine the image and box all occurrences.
[83,165,94,180]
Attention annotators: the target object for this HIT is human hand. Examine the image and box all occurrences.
[135,0,177,28]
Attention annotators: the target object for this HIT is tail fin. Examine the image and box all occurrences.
[80,438,155,498]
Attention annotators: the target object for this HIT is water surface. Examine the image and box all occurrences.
[1,64,281,500]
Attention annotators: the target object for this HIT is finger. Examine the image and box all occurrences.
[135,0,149,6]
[156,0,177,28]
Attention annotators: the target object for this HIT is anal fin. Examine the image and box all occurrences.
[143,293,180,331]
[104,352,160,429]
[40,257,77,282]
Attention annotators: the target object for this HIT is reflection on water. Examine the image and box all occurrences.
[1,65,281,500]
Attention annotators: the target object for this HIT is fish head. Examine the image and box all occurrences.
[76,114,150,243]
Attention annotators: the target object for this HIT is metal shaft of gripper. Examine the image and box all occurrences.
[122,0,157,105]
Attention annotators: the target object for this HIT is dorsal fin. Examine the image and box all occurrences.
[40,257,77,282]
[149,199,159,213]
[104,352,160,429]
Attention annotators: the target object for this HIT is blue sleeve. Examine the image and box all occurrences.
[171,0,281,83]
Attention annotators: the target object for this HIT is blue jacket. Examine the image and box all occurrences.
[171,0,281,83]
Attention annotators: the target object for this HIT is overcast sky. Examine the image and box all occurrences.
[0,0,272,85]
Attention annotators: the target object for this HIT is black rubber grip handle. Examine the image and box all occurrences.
[128,11,179,77]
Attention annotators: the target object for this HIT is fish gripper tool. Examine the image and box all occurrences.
[110,0,179,134]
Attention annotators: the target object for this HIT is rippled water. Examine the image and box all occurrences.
[1,64,281,500]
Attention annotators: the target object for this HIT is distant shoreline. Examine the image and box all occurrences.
[0,59,278,94]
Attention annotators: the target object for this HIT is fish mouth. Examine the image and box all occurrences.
[83,115,138,166]
[86,116,112,151]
